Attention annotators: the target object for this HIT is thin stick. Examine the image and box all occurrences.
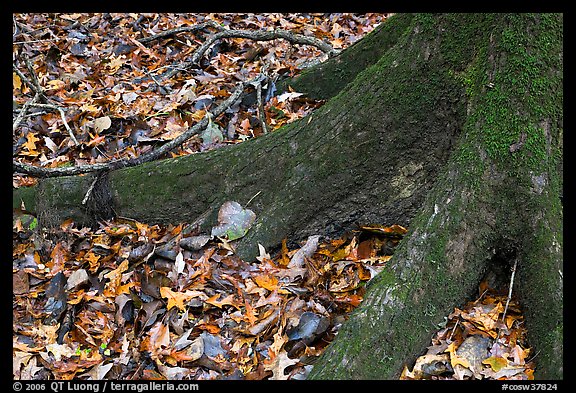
[82,176,99,205]
[28,103,79,146]
[501,257,519,323]
[14,74,265,178]
[256,79,269,134]
[246,190,262,207]
[24,57,46,100]
[13,38,60,45]
[13,65,37,95]
[448,318,460,342]
[13,93,40,132]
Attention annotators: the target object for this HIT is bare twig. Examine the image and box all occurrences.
[246,190,262,207]
[13,93,41,132]
[161,27,338,80]
[81,176,99,205]
[255,77,269,134]
[12,109,51,118]
[13,38,60,45]
[13,15,19,39]
[137,20,223,44]
[13,65,38,95]
[13,74,266,178]
[448,318,460,342]
[24,57,46,100]
[27,103,79,146]
[501,257,519,323]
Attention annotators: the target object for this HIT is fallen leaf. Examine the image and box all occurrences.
[13,270,29,295]
[264,350,299,380]
[94,116,112,133]
[13,72,22,90]
[211,201,256,241]
[80,362,114,379]
[200,120,224,146]
[253,274,279,291]
[256,243,271,263]
[23,132,40,154]
[160,287,206,312]
[205,293,240,309]
[482,356,508,372]
[288,235,320,268]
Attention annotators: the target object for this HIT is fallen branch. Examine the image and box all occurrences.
[13,74,266,178]
[256,80,268,134]
[13,65,40,97]
[137,20,223,44]
[161,28,338,80]
[13,93,41,133]
[24,56,47,100]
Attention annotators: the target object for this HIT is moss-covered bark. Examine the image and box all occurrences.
[14,13,562,379]
[309,13,562,380]
[14,13,465,263]
[279,13,415,101]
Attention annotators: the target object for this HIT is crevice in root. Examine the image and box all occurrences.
[83,171,116,224]
[401,240,535,380]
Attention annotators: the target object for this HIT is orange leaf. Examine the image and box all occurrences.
[279,238,290,267]
[334,294,363,307]
[205,293,240,309]
[243,300,258,325]
[47,242,67,275]
[13,72,22,90]
[253,274,279,291]
[103,259,129,297]
[23,133,40,153]
[86,134,106,148]
[196,323,220,334]
[160,287,206,312]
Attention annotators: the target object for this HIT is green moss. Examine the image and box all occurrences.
[283,13,415,101]
[13,185,37,212]
[450,13,562,188]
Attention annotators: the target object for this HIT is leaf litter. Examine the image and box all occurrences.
[14,207,535,380]
[13,13,536,380]
[400,281,535,380]
[14,206,410,380]
[13,12,389,187]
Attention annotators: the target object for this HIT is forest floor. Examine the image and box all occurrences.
[13,13,534,380]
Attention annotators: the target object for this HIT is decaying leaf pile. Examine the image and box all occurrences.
[13,12,387,183]
[401,283,535,380]
[13,209,408,379]
[14,13,534,381]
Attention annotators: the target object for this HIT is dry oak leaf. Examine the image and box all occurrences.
[253,273,279,291]
[264,350,299,380]
[446,342,472,370]
[160,287,207,312]
[205,293,241,309]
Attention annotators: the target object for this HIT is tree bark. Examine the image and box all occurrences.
[13,13,562,379]
[307,13,563,380]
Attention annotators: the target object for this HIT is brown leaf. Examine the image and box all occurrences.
[253,274,279,292]
[13,270,29,295]
[264,350,298,380]
[93,116,112,133]
[160,287,206,312]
